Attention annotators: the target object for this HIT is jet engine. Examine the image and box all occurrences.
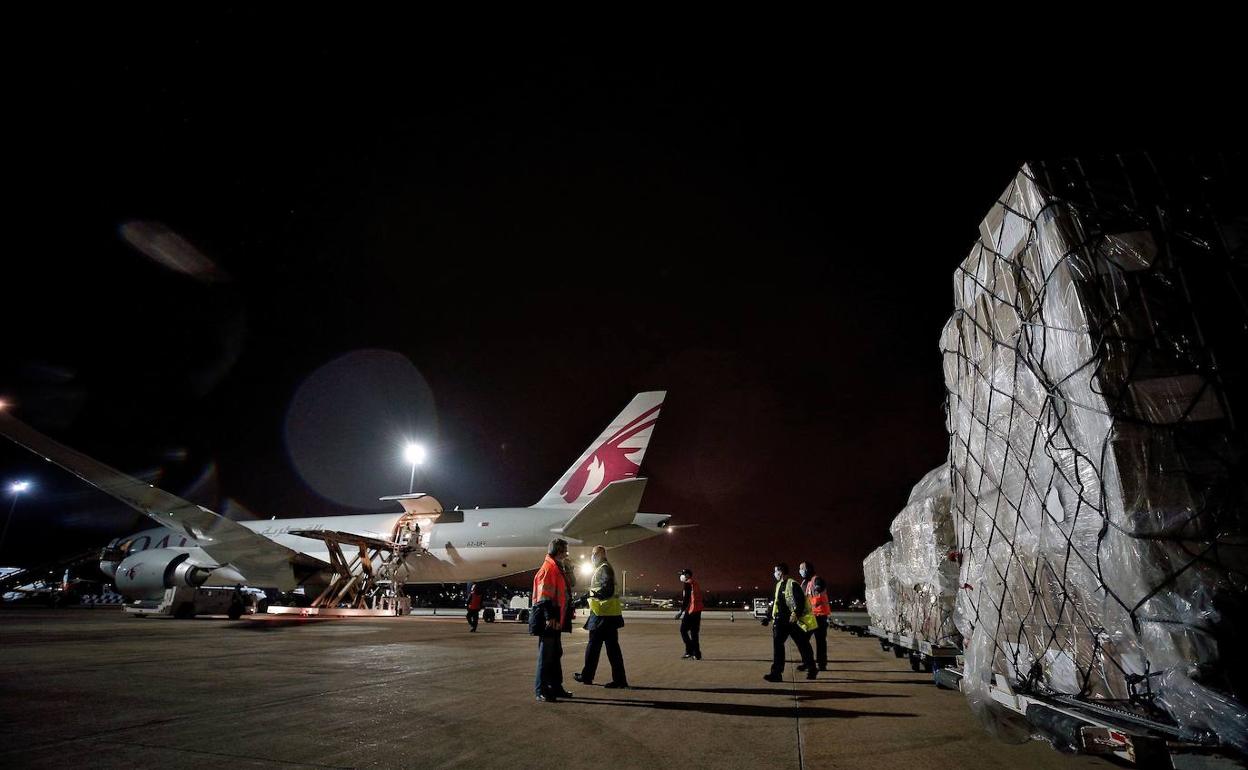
[113,548,215,596]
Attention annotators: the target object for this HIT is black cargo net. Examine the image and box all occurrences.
[941,154,1246,737]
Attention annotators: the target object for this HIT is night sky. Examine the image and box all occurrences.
[2,17,1239,598]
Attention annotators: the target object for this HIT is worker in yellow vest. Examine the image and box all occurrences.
[799,561,832,671]
[761,562,817,682]
[573,545,628,688]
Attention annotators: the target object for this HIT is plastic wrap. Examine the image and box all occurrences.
[940,155,1247,752]
[863,543,900,633]
[889,465,961,648]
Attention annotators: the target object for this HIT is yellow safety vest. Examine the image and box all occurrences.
[588,562,622,617]
[774,578,816,633]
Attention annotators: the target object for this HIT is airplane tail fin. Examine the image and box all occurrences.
[535,391,664,508]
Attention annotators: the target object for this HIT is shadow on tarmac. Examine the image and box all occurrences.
[565,697,918,720]
[627,685,908,700]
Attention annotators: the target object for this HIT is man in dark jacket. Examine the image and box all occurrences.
[532,538,575,702]
[761,562,817,682]
[573,545,628,688]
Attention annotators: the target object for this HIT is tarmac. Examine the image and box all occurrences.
[0,608,1110,769]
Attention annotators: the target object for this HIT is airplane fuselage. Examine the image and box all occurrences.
[110,507,669,590]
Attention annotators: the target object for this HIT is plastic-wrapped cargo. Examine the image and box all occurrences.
[889,465,960,648]
[941,155,1247,752]
[863,542,900,634]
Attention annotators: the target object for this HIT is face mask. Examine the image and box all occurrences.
[799,569,808,578]
[679,574,687,583]
[592,553,603,566]
[773,569,783,581]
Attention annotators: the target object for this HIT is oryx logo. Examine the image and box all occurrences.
[560,403,661,503]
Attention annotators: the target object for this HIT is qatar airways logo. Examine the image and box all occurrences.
[560,404,661,503]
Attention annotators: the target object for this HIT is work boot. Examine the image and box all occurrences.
[556,687,575,698]
[572,672,593,685]
[536,692,558,703]
[603,681,629,689]
[805,669,817,680]
[681,653,693,659]
[796,664,808,671]
[763,673,783,683]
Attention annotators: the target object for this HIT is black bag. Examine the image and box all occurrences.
[528,600,549,636]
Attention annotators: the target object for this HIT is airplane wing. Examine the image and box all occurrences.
[554,478,647,540]
[0,411,326,587]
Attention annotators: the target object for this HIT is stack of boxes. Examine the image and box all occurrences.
[939,156,1246,749]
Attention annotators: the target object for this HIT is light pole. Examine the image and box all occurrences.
[0,480,31,559]
[621,570,628,598]
[403,443,427,494]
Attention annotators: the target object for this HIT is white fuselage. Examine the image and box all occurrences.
[111,508,669,588]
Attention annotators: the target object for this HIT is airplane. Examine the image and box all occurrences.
[0,391,673,612]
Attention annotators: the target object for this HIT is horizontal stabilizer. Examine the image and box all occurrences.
[554,478,647,540]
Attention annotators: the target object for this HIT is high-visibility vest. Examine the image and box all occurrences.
[587,562,622,617]
[686,578,704,614]
[774,578,817,633]
[804,576,831,617]
[532,555,569,625]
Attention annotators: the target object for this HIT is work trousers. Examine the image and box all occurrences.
[770,621,815,676]
[534,630,563,696]
[812,615,828,668]
[680,612,702,657]
[467,609,479,631]
[581,624,626,684]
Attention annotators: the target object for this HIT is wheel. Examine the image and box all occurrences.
[893,646,906,658]
[909,655,921,671]
[173,602,196,619]
[518,609,529,623]
[227,603,244,620]
[483,608,496,623]
[879,640,890,651]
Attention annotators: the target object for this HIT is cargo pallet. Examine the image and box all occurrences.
[831,617,869,636]
[868,625,960,674]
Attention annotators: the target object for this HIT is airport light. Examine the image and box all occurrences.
[578,562,592,578]
[403,443,427,494]
[1,480,32,559]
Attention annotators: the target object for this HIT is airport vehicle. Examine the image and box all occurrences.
[0,392,674,617]
[752,597,771,620]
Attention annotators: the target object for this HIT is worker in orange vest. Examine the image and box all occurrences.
[531,538,575,703]
[676,568,703,660]
[799,560,832,671]
[466,583,484,632]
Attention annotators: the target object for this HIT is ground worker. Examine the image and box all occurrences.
[798,561,828,668]
[531,538,575,703]
[676,567,703,660]
[573,545,628,688]
[466,583,483,632]
[761,562,817,682]
[798,561,831,671]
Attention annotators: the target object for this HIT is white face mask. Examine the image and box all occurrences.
[799,569,808,578]
[773,570,783,581]
[679,574,687,583]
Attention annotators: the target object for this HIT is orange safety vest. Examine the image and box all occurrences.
[686,577,704,614]
[532,555,569,626]
[805,575,831,616]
